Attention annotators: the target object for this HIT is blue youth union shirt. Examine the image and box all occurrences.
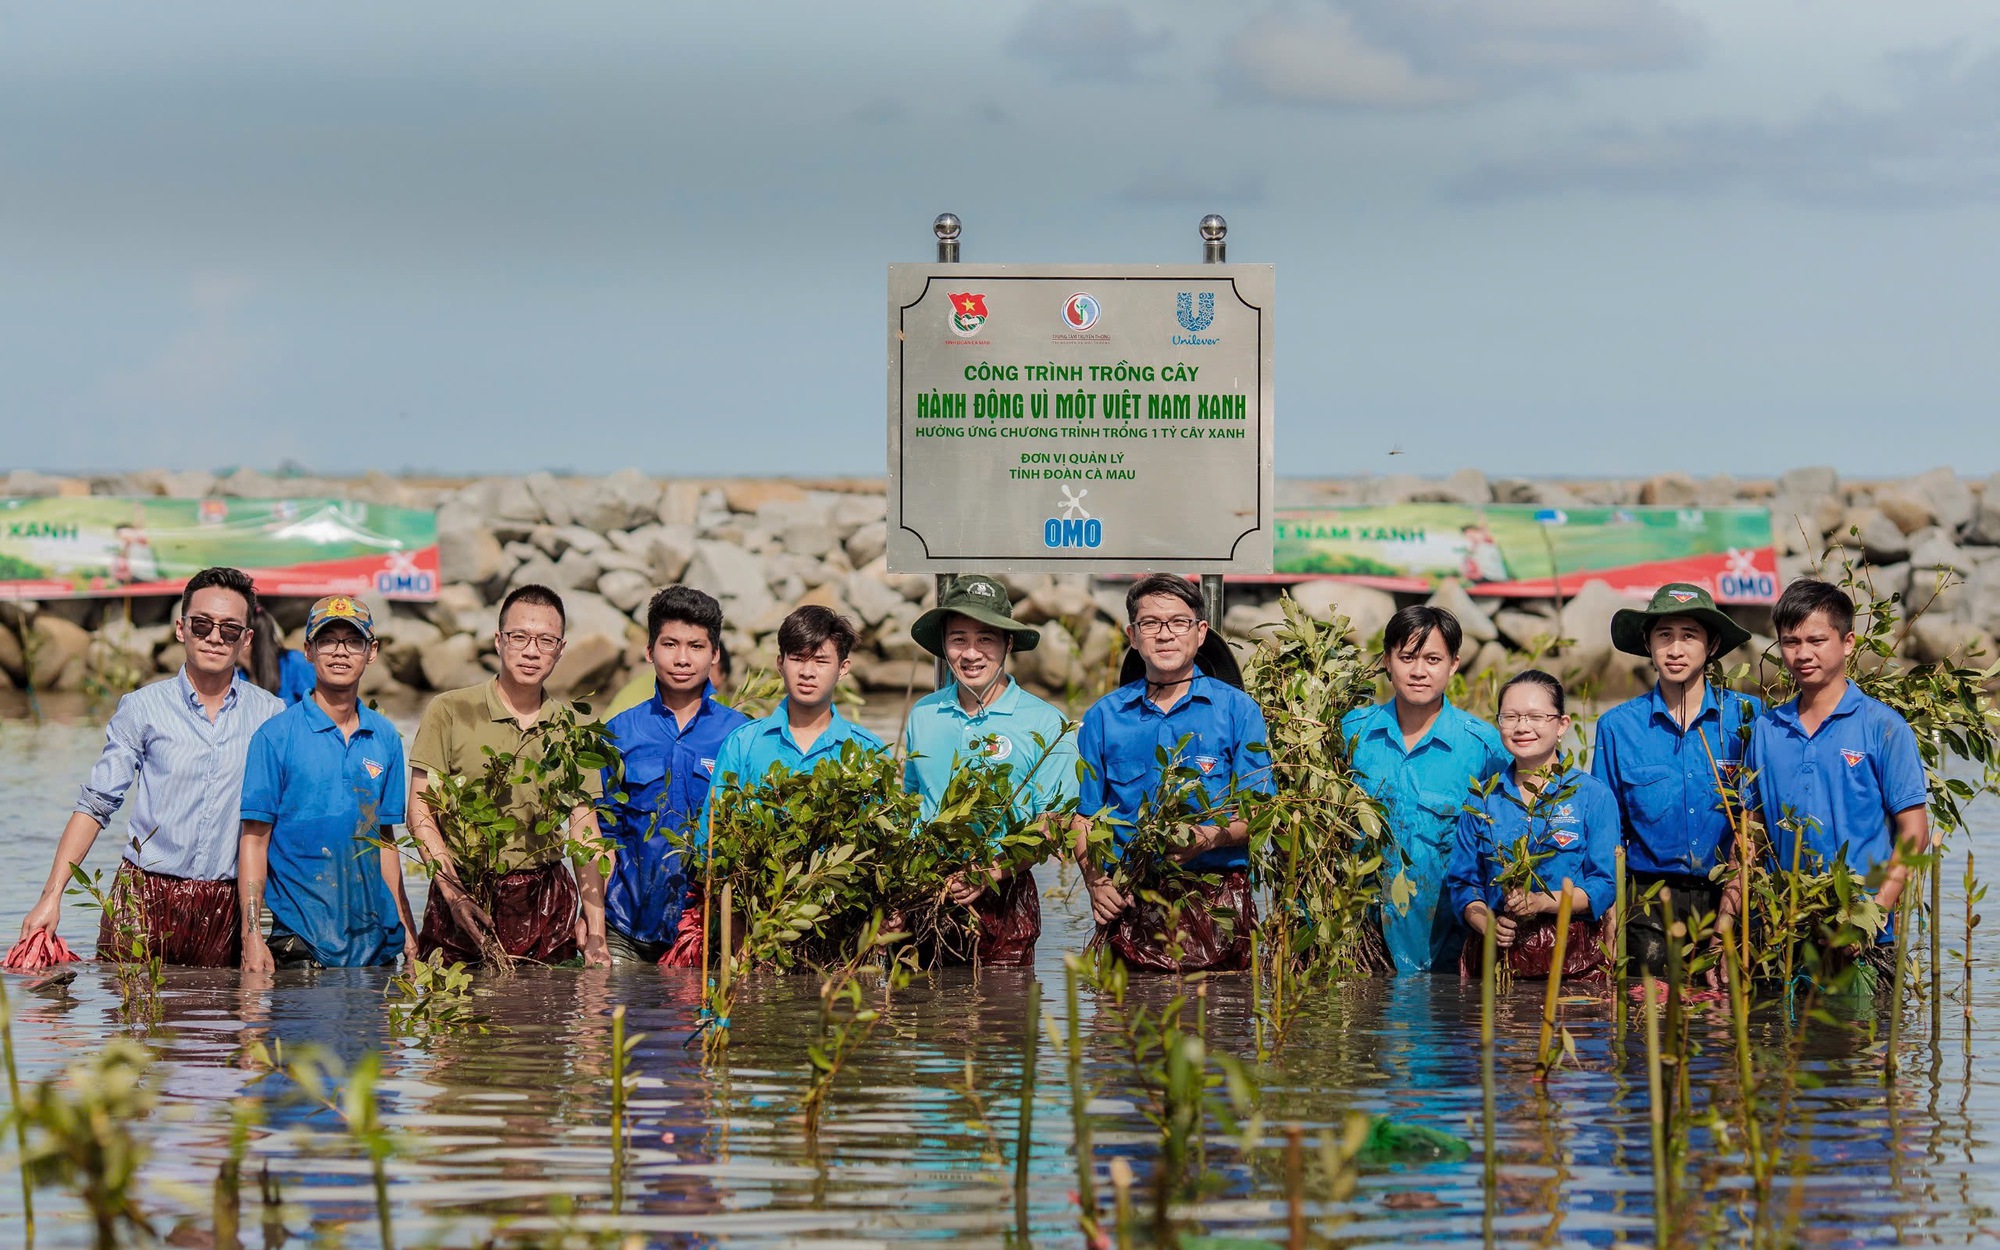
[277,649,317,704]
[1743,682,1927,880]
[240,698,408,967]
[1590,684,1763,879]
[902,680,1079,821]
[1076,672,1273,873]
[600,688,750,946]
[701,701,889,839]
[1341,700,1508,975]
[1445,766,1620,923]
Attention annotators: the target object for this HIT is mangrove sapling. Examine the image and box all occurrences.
[800,911,916,1141]
[65,842,165,1024]
[248,1041,398,1250]
[608,1005,642,1212]
[949,1048,1005,1166]
[1640,971,1671,1248]
[11,1037,157,1250]
[385,951,489,1041]
[1014,979,1040,1213]
[1961,851,1984,1019]
[1534,882,1576,1081]
[212,1096,260,1250]
[1060,957,1102,1242]
[1239,596,1394,979]
[1479,914,1497,1250]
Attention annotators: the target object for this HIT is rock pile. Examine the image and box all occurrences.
[2,465,1996,709]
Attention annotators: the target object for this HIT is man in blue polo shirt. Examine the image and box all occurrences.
[902,574,1077,964]
[600,587,750,965]
[239,595,417,971]
[1342,604,1509,976]
[1592,583,1762,974]
[1072,574,1272,972]
[704,605,887,828]
[1744,579,1929,953]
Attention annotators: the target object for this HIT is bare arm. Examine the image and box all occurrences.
[1873,806,1932,914]
[379,828,419,960]
[1073,813,1128,925]
[404,770,461,892]
[571,803,611,966]
[19,811,106,941]
[239,820,273,972]
[1462,900,1519,949]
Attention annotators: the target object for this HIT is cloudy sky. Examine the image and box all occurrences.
[3,1,1995,479]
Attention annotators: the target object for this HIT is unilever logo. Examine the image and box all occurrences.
[1173,291,1217,346]
[1044,485,1103,549]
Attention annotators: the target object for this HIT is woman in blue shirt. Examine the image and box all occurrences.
[1448,670,1620,984]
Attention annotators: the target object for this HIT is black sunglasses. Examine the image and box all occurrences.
[185,615,247,644]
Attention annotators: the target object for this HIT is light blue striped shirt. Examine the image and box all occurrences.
[75,669,285,880]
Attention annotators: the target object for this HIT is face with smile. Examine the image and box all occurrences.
[495,601,566,689]
[1647,616,1714,688]
[1497,682,1569,770]
[779,640,849,713]
[649,620,715,699]
[306,621,375,693]
[1127,592,1206,678]
[1385,626,1458,711]
[177,586,253,681]
[943,614,1010,692]
[1779,609,1853,693]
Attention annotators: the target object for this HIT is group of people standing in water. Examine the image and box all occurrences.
[8,563,1930,986]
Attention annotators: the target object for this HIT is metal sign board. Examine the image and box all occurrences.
[887,264,1274,574]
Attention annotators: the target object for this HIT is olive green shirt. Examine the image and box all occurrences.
[409,679,603,871]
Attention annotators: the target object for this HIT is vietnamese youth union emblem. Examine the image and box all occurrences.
[364,758,384,779]
[1062,292,1100,331]
[948,292,988,337]
[1176,291,1215,333]
[1668,590,1698,603]
[1195,756,1220,775]
[1841,749,1866,767]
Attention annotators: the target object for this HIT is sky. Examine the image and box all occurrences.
[2,1,1996,481]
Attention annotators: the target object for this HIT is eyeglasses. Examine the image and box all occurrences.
[185,615,247,644]
[1133,616,1201,638]
[500,630,565,654]
[1497,712,1563,727]
[311,635,370,656]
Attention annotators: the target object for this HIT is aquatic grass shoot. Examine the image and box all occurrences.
[0,973,35,1246]
[10,1037,156,1250]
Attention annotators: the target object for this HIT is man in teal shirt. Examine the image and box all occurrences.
[902,575,1077,964]
[1342,605,1509,975]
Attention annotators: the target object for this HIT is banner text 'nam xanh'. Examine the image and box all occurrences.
[0,497,440,602]
[1272,503,1778,604]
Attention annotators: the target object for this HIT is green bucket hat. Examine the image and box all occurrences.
[1610,583,1753,659]
[910,574,1041,657]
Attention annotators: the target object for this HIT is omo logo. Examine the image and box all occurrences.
[1718,548,1776,601]
[1044,485,1103,549]
[374,551,435,597]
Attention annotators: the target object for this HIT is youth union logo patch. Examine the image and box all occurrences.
[1061,292,1100,331]
[1668,590,1698,603]
[363,758,384,779]
[1841,749,1866,767]
[948,292,988,337]
[1195,755,1220,775]
[1551,829,1577,848]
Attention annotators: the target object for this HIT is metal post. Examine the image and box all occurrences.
[932,213,961,691]
[1198,214,1227,630]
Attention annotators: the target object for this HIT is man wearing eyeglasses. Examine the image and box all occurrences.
[406,583,611,967]
[13,566,284,968]
[237,596,419,971]
[1071,573,1273,972]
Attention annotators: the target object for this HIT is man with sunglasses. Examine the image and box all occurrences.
[406,584,611,967]
[14,566,284,968]
[238,596,419,971]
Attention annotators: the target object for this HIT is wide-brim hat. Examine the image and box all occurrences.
[1118,630,1244,691]
[910,574,1041,657]
[1610,583,1752,659]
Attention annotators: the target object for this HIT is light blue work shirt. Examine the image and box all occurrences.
[1591,683,1763,880]
[1446,765,1620,922]
[1341,700,1509,975]
[240,697,408,967]
[702,700,888,838]
[600,687,750,945]
[1743,682,1927,883]
[1076,672,1273,873]
[901,679,1078,821]
[76,669,285,880]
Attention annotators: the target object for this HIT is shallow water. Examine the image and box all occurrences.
[2,709,1999,1248]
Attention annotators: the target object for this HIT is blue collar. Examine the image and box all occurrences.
[299,694,374,737]
[1361,699,1466,750]
[1644,682,1726,729]
[942,678,1024,722]
[1770,680,1864,732]
[1111,669,1217,712]
[175,667,242,712]
[649,684,722,726]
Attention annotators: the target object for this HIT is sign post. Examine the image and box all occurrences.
[886,233,1274,583]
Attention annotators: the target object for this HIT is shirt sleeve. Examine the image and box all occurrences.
[1233,699,1276,798]
[75,692,146,825]
[407,700,451,778]
[238,721,282,825]
[1578,782,1621,918]
[1445,801,1494,921]
[1589,714,1629,830]
[1034,719,1082,810]
[1878,713,1929,815]
[901,718,921,795]
[377,732,408,827]
[1076,708,1108,817]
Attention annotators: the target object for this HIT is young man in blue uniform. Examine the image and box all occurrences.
[1591,583,1762,974]
[599,588,750,965]
[1342,605,1508,975]
[239,595,418,970]
[1072,574,1273,972]
[1744,579,1929,961]
[902,575,1077,964]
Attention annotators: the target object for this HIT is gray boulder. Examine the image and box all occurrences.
[1856,510,1911,563]
[1908,468,1974,534]
[844,521,888,568]
[1555,580,1630,672]
[1967,473,2000,546]
[575,469,662,533]
[490,476,543,526]
[597,568,654,614]
[844,570,908,628]
[549,548,603,593]
[1427,578,1498,644]
[684,540,776,622]
[1637,473,1700,507]
[1778,466,1839,499]
[420,634,490,691]
[1287,579,1395,644]
[523,472,575,527]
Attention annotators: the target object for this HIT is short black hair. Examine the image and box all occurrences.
[777,605,858,661]
[714,635,733,682]
[645,586,724,648]
[1124,573,1202,622]
[1773,578,1854,639]
[499,584,567,632]
[1500,668,1566,717]
[180,566,257,620]
[1383,605,1463,660]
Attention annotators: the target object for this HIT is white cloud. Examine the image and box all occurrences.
[1008,2,1172,82]
[1226,12,1464,108]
